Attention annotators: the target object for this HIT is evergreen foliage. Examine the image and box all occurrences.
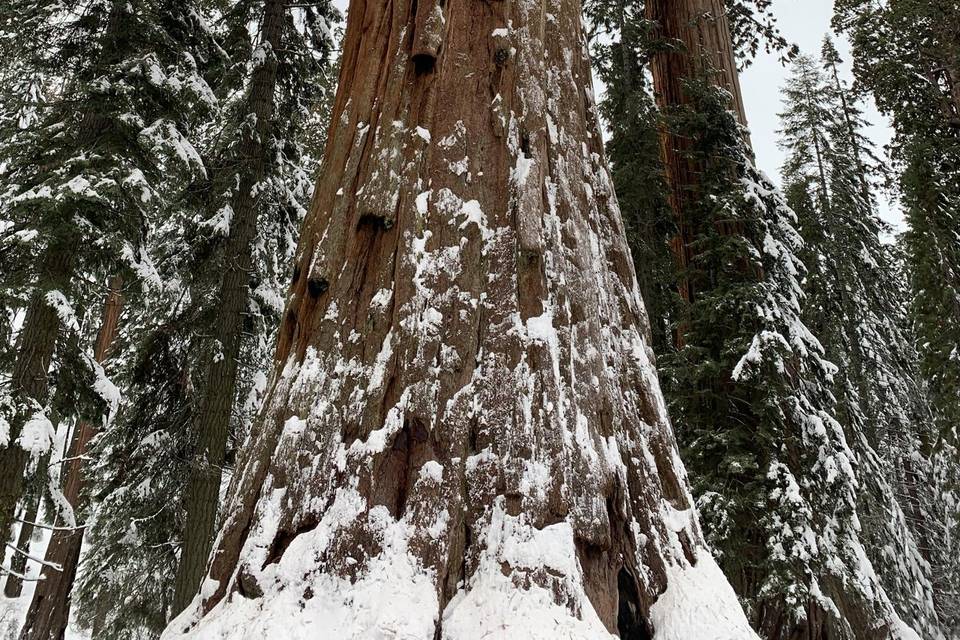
[587,1,677,354]
[591,4,943,637]
[0,0,218,552]
[0,1,953,637]
[74,0,337,635]
[833,0,960,449]
[779,45,956,637]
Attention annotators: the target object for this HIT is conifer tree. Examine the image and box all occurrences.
[779,47,954,639]
[832,4,960,628]
[586,0,677,355]
[170,0,335,615]
[589,2,931,637]
[834,0,960,449]
[0,0,214,561]
[74,0,336,635]
[19,277,125,639]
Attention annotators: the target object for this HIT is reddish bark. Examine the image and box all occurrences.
[645,0,750,305]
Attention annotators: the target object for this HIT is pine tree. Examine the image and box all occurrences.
[779,46,953,639]
[832,3,960,629]
[19,277,125,639]
[0,0,215,566]
[586,0,677,355]
[834,0,960,449]
[164,1,759,637]
[73,0,336,635]
[170,0,336,615]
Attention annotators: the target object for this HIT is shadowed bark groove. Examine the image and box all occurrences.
[164,0,756,637]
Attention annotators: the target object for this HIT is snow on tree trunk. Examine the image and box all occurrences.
[19,276,124,640]
[164,0,756,638]
[0,244,74,545]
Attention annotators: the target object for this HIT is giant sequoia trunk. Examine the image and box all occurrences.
[170,0,289,616]
[19,277,123,640]
[164,1,758,638]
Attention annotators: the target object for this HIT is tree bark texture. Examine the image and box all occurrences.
[645,0,749,306]
[19,276,123,640]
[170,0,289,617]
[165,1,757,638]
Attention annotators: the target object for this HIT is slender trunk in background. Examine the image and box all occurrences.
[163,1,757,637]
[19,276,124,640]
[170,0,288,616]
[645,0,749,306]
[0,246,74,544]
[3,496,41,598]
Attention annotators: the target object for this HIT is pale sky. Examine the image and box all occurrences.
[739,0,901,229]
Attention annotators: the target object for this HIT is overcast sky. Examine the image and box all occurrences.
[739,0,901,228]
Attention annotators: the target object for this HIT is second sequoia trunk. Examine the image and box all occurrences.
[165,0,756,637]
[645,0,750,306]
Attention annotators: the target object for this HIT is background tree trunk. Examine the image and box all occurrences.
[645,0,749,306]
[165,0,756,638]
[0,246,74,544]
[19,276,124,640]
[3,496,40,598]
[170,0,289,616]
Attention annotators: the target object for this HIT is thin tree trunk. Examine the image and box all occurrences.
[164,1,755,637]
[170,0,288,616]
[19,276,124,640]
[0,246,74,544]
[3,495,40,598]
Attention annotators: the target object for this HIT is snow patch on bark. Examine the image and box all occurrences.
[649,550,760,640]
[165,491,440,640]
[442,500,615,640]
